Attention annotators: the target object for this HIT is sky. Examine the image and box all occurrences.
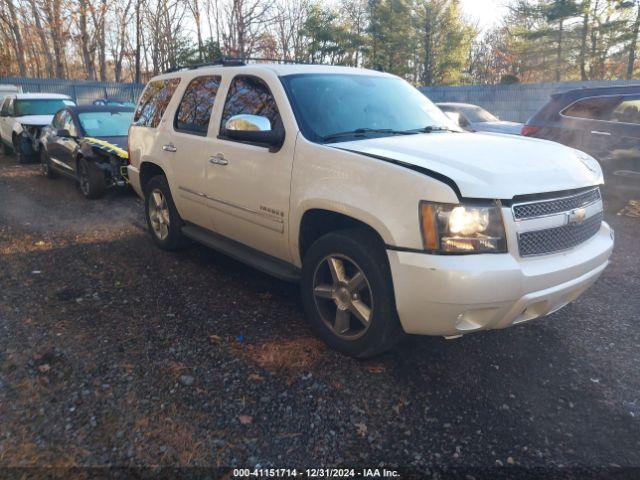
[460,0,511,32]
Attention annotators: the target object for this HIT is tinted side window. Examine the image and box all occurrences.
[562,96,620,121]
[133,78,181,128]
[60,111,78,137]
[0,98,9,115]
[52,111,64,129]
[611,97,640,124]
[220,76,282,135]
[174,75,221,135]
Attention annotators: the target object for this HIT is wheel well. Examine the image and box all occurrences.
[299,209,385,261]
[139,162,165,194]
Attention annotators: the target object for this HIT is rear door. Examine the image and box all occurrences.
[606,94,640,170]
[45,110,65,165]
[167,74,222,227]
[560,95,621,159]
[58,110,80,170]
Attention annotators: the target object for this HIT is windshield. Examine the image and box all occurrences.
[78,110,134,137]
[15,99,75,116]
[458,105,498,123]
[280,74,459,143]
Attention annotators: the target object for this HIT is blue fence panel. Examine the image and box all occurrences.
[3,76,639,121]
[0,76,145,105]
[421,79,640,123]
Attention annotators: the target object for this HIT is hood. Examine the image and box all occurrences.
[15,115,54,126]
[95,136,128,149]
[81,136,129,159]
[471,121,523,136]
[332,132,602,200]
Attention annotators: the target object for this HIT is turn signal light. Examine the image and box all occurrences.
[521,125,541,137]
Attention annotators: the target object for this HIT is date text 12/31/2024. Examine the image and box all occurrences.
[233,468,400,478]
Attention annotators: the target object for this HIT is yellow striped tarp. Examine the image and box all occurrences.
[82,137,129,159]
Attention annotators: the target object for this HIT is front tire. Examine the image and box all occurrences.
[144,175,186,251]
[78,158,106,199]
[301,228,404,358]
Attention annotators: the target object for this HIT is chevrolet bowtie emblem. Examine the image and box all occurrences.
[566,208,587,226]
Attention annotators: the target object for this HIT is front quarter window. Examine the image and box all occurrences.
[280,74,459,143]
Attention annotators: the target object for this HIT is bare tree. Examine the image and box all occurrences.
[0,0,27,76]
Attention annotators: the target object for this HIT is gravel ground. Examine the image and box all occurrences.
[0,152,639,477]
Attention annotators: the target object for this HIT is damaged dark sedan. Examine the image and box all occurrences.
[39,105,134,199]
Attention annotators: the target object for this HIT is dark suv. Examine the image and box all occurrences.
[522,85,640,173]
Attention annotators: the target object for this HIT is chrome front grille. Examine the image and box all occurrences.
[513,188,601,220]
[513,187,603,257]
[518,212,603,257]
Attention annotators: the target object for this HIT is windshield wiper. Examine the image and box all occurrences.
[411,125,460,133]
[321,128,417,142]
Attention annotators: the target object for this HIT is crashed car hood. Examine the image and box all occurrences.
[81,136,128,159]
[332,132,603,199]
[14,115,54,126]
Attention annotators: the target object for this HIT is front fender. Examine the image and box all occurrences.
[289,137,459,265]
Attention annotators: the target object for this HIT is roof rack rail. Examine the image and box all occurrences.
[163,56,316,74]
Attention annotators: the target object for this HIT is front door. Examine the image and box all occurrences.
[204,74,294,262]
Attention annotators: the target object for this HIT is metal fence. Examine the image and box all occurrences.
[420,79,640,123]
[0,77,145,105]
[3,75,639,122]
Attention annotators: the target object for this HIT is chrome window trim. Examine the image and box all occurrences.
[178,185,284,224]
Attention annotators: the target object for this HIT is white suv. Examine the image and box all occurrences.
[128,61,614,357]
[0,93,75,162]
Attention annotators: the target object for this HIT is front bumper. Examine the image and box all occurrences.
[388,221,614,336]
[127,165,142,197]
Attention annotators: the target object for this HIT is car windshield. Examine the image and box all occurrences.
[15,99,75,116]
[280,74,460,143]
[458,105,498,123]
[78,110,134,137]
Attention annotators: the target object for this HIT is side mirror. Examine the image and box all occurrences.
[224,114,284,149]
[56,128,71,138]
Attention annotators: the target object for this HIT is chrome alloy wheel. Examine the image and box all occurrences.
[148,189,171,240]
[312,254,374,340]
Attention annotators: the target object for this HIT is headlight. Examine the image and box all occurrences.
[419,201,507,253]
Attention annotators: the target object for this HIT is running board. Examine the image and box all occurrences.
[181,223,301,282]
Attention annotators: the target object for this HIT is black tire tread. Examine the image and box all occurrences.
[301,228,404,358]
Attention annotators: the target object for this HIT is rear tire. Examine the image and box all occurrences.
[144,175,187,251]
[40,149,57,179]
[78,158,106,199]
[301,228,404,358]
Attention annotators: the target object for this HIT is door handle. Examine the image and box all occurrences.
[590,131,611,136]
[209,154,228,166]
[162,143,177,152]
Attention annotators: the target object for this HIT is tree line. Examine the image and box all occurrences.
[0,0,638,85]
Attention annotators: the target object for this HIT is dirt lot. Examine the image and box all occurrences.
[0,152,639,476]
